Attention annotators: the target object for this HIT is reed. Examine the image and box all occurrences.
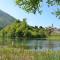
[0,48,60,60]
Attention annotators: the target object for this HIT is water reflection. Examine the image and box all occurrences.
[0,38,60,51]
[17,39,60,51]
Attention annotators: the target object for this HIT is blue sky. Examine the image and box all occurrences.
[0,0,60,28]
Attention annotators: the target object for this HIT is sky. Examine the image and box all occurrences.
[0,0,60,28]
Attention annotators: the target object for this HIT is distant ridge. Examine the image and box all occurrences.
[0,10,16,29]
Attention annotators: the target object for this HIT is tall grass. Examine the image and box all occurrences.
[0,48,60,60]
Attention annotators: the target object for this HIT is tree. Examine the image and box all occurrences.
[0,19,48,39]
[20,18,27,31]
[16,0,60,18]
[39,28,47,38]
[16,0,41,14]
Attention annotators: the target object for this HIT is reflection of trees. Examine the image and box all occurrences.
[35,40,43,50]
[48,41,54,50]
[12,37,16,47]
[39,40,43,49]
[35,40,38,50]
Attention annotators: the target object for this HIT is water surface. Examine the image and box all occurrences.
[0,38,60,51]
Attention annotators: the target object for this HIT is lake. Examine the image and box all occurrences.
[0,38,60,51]
[19,40,60,51]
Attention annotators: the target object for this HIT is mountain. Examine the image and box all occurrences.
[0,10,16,29]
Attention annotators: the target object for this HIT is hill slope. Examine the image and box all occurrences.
[0,10,16,29]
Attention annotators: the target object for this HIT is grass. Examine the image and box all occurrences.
[0,37,59,60]
[48,35,60,40]
[0,48,60,60]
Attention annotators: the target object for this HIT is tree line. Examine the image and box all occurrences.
[0,19,53,39]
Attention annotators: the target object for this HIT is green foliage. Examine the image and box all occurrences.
[16,0,60,17]
[16,0,42,14]
[39,29,47,38]
[0,19,48,39]
[47,0,60,6]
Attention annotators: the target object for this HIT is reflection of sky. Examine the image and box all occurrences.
[21,40,60,51]
[0,0,60,28]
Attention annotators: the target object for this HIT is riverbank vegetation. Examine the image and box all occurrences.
[0,19,48,39]
[0,19,60,40]
[0,48,60,60]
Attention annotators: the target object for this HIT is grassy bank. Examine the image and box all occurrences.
[48,35,60,40]
[0,48,60,60]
